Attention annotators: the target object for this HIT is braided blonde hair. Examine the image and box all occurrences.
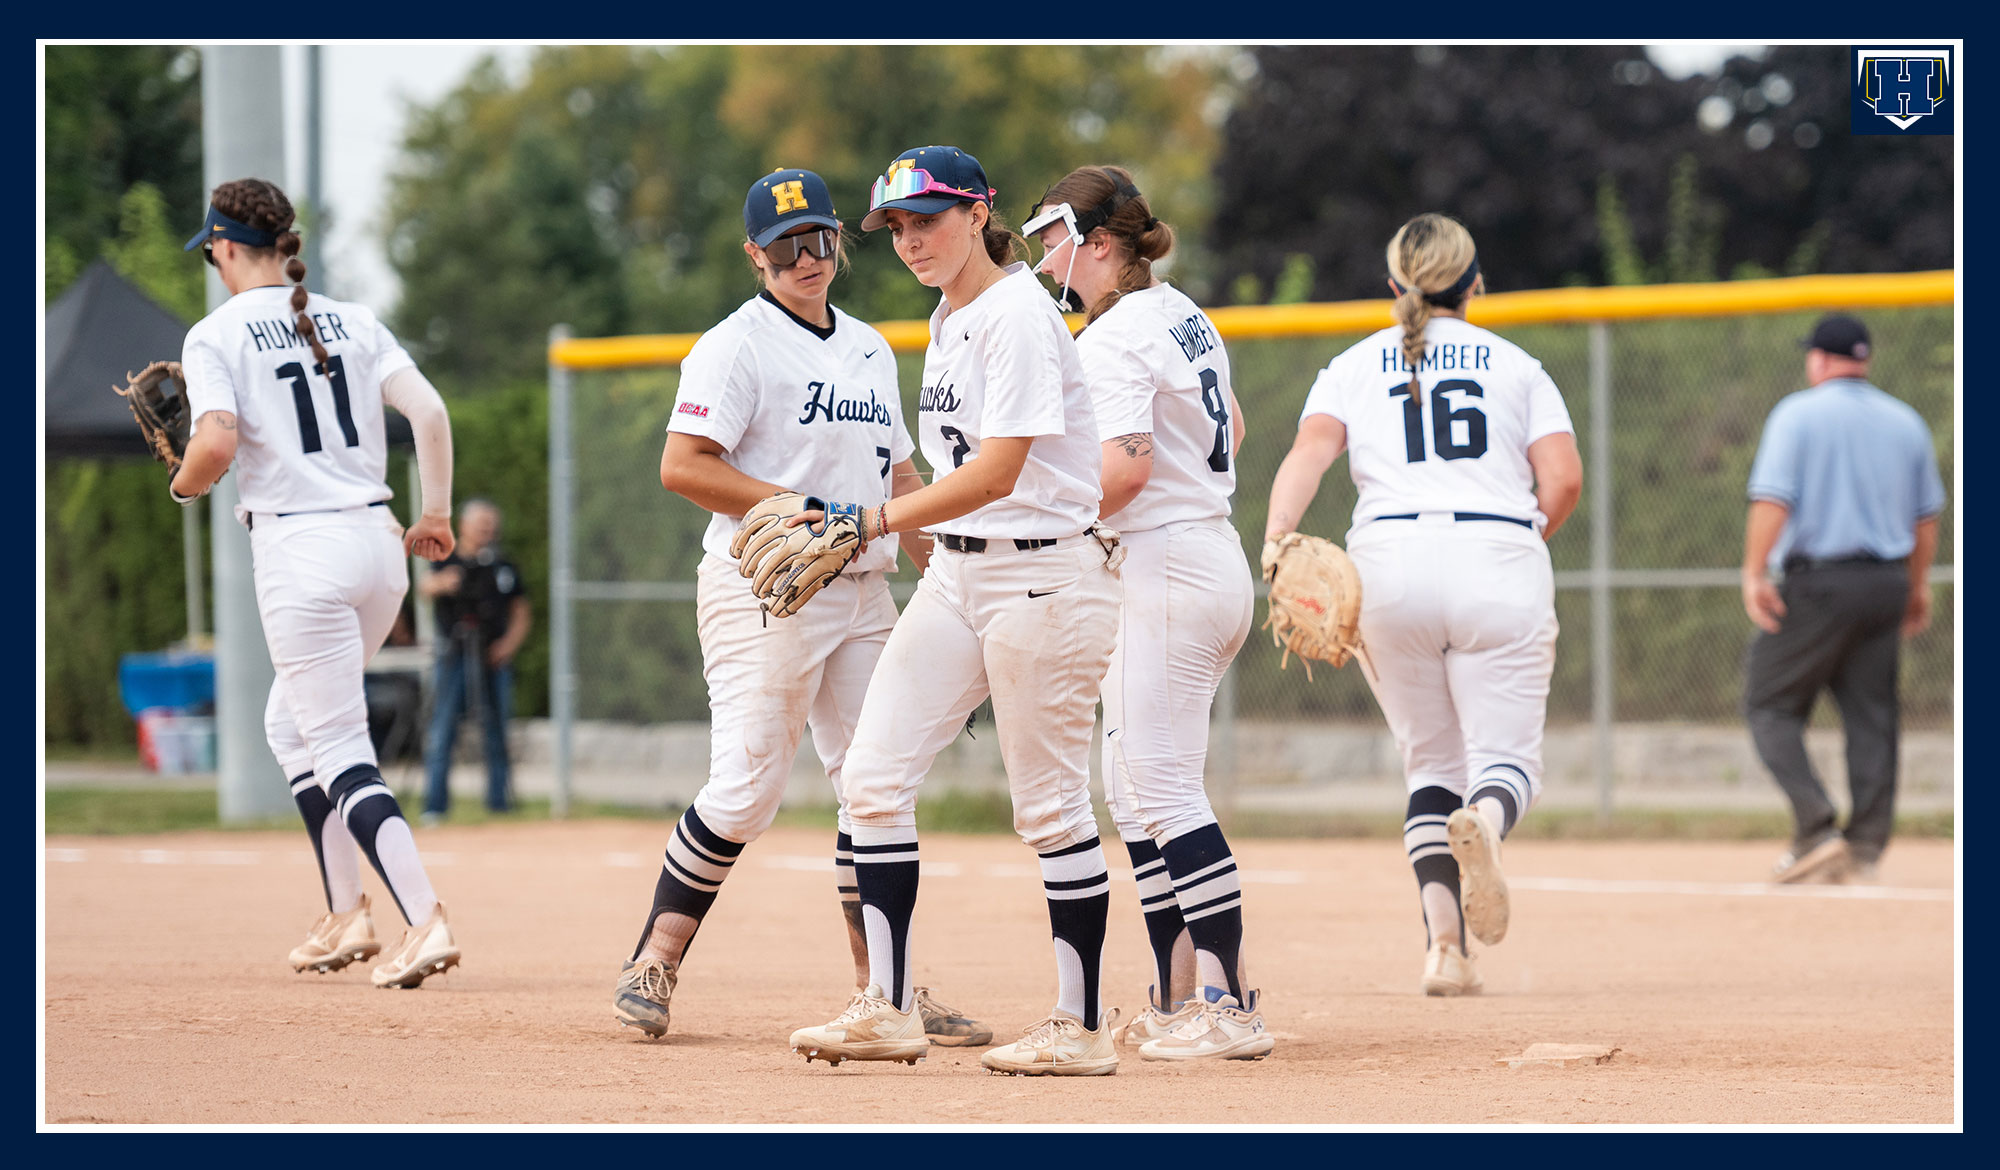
[1386,213,1480,392]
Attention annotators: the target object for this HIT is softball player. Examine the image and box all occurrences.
[1264,213,1582,995]
[786,146,1125,1076]
[613,169,988,1047]
[1022,166,1268,1061]
[169,178,461,989]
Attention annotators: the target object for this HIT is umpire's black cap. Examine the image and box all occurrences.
[1801,314,1872,360]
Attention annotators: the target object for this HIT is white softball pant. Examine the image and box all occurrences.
[249,506,409,783]
[1100,516,1254,843]
[841,535,1121,852]
[690,552,899,843]
[1345,514,1558,805]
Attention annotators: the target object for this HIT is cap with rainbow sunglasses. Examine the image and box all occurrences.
[861,146,996,232]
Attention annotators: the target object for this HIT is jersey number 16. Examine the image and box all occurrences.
[1388,378,1487,462]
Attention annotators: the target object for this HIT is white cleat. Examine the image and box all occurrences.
[370,902,460,989]
[788,985,928,1067]
[1421,940,1483,997]
[288,893,381,974]
[1112,985,1202,1048]
[1139,988,1274,1062]
[1449,807,1510,945]
[980,1009,1122,1076]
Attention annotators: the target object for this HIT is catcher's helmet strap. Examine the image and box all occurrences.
[184,205,285,252]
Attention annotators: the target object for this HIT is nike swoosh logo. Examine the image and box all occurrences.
[1027,589,1060,598]
[864,349,879,358]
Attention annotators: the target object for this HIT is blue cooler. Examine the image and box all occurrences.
[118,652,216,717]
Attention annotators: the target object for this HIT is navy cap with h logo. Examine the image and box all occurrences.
[744,169,839,248]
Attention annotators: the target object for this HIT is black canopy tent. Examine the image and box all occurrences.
[45,260,413,457]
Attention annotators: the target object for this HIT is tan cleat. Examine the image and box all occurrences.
[614,958,678,1038]
[1139,989,1274,1062]
[789,985,928,1066]
[289,893,382,974]
[1449,807,1510,945]
[1111,985,1201,1047]
[980,1009,1122,1077]
[1772,833,1850,885]
[371,901,460,989]
[914,986,992,1047]
[1421,940,1483,997]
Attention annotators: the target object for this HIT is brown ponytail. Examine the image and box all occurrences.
[1385,213,1480,392]
[1032,165,1172,327]
[976,203,1025,267]
[210,178,328,368]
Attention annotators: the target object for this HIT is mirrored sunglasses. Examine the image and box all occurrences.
[868,167,993,211]
[764,228,837,268]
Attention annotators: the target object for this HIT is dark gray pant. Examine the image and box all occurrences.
[1743,561,1909,862]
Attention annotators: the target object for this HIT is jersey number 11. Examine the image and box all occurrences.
[277,356,359,454]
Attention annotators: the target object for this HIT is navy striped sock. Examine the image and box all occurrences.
[1406,786,1463,944]
[631,806,742,961]
[852,826,921,1011]
[835,831,869,986]
[326,764,435,926]
[1124,836,1188,1003]
[1040,837,1112,1030]
[1467,764,1530,837]
[1160,823,1244,1003]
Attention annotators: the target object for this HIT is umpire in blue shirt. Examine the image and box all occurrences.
[1741,314,1945,884]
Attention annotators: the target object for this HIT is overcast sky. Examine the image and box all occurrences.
[288,43,1764,314]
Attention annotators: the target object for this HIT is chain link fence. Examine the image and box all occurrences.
[546,292,1954,821]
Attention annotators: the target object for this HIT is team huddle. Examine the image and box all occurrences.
[155,146,1580,1076]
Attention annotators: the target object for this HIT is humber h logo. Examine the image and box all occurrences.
[772,181,808,214]
[1851,46,1953,135]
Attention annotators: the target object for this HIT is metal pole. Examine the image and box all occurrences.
[204,46,292,823]
[303,44,323,293]
[1589,322,1615,825]
[549,325,574,819]
[182,504,204,643]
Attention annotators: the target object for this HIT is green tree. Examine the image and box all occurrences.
[101,182,206,321]
[384,45,1231,385]
[44,45,202,296]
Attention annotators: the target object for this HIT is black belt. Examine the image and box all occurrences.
[1374,511,1533,529]
[937,533,1058,553]
[250,500,389,530]
[1783,553,1904,573]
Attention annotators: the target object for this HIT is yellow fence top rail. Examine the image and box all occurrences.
[550,270,1953,370]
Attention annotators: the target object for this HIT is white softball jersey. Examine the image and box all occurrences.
[916,263,1102,539]
[669,294,915,574]
[181,285,413,519]
[1300,317,1574,535]
[1076,284,1237,533]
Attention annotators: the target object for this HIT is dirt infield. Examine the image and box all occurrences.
[43,822,1957,1126]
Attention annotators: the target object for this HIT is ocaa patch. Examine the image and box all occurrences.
[1851,46,1953,135]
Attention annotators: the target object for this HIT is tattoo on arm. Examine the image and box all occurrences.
[202,412,238,431]
[1111,432,1153,459]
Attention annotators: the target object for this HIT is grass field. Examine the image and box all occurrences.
[44,785,1956,843]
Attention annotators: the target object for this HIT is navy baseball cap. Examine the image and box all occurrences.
[861,145,995,232]
[744,169,840,248]
[1800,314,1872,360]
[183,203,284,252]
